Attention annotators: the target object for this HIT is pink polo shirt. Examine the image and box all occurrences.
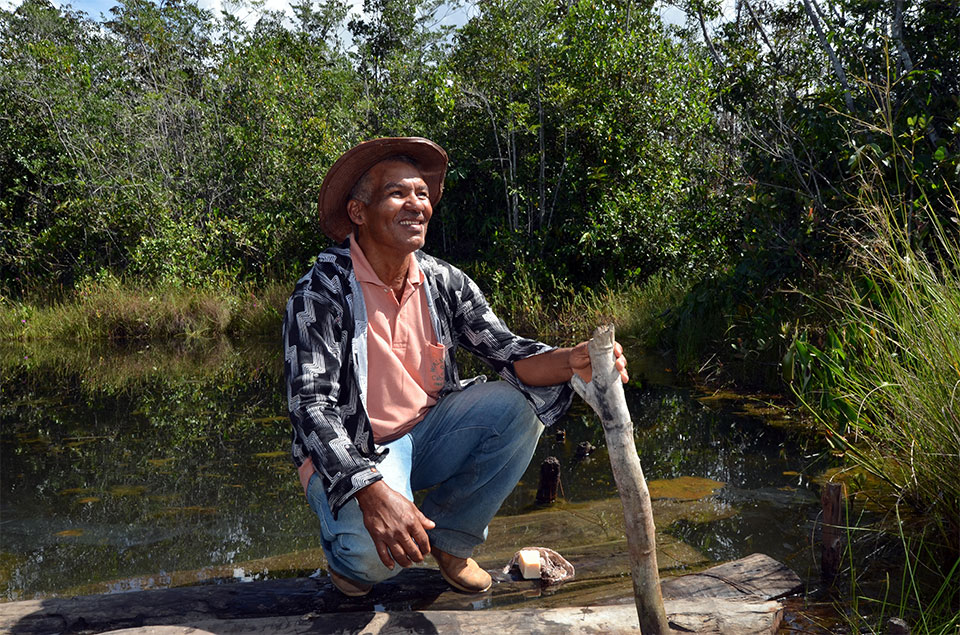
[350,234,445,443]
[297,236,445,494]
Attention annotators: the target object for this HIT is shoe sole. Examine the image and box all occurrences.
[330,572,372,597]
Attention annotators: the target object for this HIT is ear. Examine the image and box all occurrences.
[347,199,365,226]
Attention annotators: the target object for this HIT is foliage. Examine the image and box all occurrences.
[430,0,732,283]
[782,131,960,628]
[469,257,689,345]
[1,0,734,295]
[663,0,959,383]
[0,0,360,290]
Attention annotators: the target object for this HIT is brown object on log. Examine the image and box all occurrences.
[535,457,561,504]
[821,481,846,585]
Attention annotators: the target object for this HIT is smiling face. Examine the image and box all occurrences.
[347,159,433,263]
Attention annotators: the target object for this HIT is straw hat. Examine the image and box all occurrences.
[318,137,448,243]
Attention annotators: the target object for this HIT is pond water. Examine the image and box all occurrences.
[0,337,829,605]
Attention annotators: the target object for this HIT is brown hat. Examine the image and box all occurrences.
[318,137,448,242]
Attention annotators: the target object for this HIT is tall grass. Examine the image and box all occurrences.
[474,259,691,346]
[821,183,960,542]
[789,171,960,627]
[0,278,290,341]
[2,260,688,351]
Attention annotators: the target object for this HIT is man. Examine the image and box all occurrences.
[283,137,627,596]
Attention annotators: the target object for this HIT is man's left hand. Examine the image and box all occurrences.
[569,340,628,384]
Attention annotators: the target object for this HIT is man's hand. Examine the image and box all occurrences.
[569,339,629,384]
[354,480,436,569]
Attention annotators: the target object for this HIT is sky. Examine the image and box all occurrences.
[1,0,474,29]
[1,0,697,31]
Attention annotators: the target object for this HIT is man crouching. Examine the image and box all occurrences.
[283,137,627,596]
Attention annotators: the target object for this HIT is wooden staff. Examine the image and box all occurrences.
[572,325,670,634]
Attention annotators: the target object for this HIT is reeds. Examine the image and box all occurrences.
[0,278,290,341]
[475,260,689,346]
[790,166,960,629]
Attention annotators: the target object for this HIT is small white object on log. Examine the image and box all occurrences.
[518,550,541,579]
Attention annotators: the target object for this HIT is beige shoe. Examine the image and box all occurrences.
[329,569,373,597]
[433,549,492,593]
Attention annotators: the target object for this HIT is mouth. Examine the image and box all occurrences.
[399,219,425,231]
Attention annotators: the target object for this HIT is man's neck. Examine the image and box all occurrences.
[355,235,413,299]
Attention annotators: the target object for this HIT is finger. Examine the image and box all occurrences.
[390,544,413,568]
[417,510,436,530]
[614,341,623,356]
[375,541,395,569]
[402,536,425,564]
[411,519,433,556]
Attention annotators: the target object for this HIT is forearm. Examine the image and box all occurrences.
[513,348,575,386]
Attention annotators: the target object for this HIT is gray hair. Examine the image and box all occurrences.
[348,155,420,205]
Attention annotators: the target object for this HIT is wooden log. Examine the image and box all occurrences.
[535,456,561,504]
[39,601,784,635]
[572,325,670,634]
[660,553,801,601]
[820,482,846,585]
[0,554,799,634]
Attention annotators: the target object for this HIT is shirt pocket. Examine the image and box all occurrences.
[424,341,446,396]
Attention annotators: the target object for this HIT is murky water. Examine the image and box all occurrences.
[0,338,828,602]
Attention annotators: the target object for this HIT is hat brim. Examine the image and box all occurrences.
[318,137,448,243]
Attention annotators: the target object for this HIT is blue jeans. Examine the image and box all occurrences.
[306,381,543,584]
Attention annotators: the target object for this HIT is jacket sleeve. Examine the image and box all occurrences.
[447,268,574,426]
[284,288,382,516]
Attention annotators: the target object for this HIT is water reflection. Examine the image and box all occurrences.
[0,338,825,601]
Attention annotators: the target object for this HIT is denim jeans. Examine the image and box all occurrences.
[306,380,544,584]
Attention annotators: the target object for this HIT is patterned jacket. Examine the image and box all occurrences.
[283,242,574,517]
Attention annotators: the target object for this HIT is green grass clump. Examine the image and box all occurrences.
[789,179,960,628]
[0,279,289,342]
[475,259,690,346]
[816,188,959,545]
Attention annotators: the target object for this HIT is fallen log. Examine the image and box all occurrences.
[85,600,783,634]
[0,553,800,634]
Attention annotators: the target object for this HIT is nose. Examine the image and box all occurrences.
[402,192,426,213]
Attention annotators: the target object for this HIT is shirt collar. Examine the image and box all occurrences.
[349,234,423,287]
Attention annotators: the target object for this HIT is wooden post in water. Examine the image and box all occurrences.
[821,481,846,585]
[536,457,561,504]
[572,325,670,634]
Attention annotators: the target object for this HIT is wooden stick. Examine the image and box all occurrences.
[821,481,846,585]
[572,325,670,633]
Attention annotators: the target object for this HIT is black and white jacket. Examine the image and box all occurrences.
[283,241,574,517]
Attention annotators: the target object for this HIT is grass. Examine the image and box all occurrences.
[0,278,291,341]
[2,263,690,351]
[789,170,960,629]
[474,260,691,347]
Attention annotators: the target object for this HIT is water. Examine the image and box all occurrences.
[0,338,827,602]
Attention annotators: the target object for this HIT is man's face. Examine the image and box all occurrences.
[349,160,432,258]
